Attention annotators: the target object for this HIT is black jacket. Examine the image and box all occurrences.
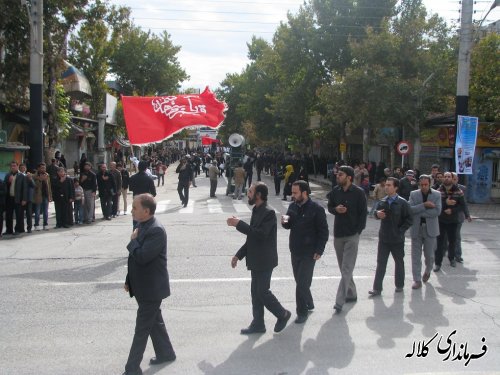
[129,172,156,197]
[398,177,418,201]
[282,198,329,256]
[96,171,116,198]
[51,176,75,202]
[327,184,367,237]
[235,203,278,271]
[126,217,170,301]
[176,163,192,185]
[374,195,412,243]
[4,172,28,204]
[438,184,466,224]
[120,169,130,190]
[79,170,97,192]
[0,179,6,206]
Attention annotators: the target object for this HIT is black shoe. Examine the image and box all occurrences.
[345,297,358,303]
[121,369,142,375]
[240,325,266,334]
[294,314,308,324]
[395,287,404,293]
[450,259,456,267]
[433,265,441,272]
[455,256,464,263]
[368,290,381,297]
[333,303,342,313]
[150,354,176,365]
[307,302,315,311]
[274,310,291,332]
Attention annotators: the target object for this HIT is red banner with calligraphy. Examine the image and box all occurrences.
[122,87,227,145]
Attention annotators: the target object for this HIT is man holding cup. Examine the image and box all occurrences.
[282,180,329,323]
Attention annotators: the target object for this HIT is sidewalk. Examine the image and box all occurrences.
[308,174,500,220]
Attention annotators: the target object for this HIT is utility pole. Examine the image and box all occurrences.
[453,0,498,173]
[27,0,44,170]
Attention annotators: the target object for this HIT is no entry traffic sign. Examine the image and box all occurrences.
[396,140,412,155]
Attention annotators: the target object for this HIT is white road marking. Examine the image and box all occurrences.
[37,274,500,287]
[233,201,251,213]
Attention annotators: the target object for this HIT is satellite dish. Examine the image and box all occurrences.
[228,133,245,148]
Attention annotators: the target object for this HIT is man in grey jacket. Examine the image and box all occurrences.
[409,175,442,289]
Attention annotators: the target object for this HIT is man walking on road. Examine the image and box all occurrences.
[408,175,441,289]
[368,177,412,296]
[327,166,367,313]
[208,160,219,198]
[281,180,329,323]
[123,194,175,375]
[228,182,291,334]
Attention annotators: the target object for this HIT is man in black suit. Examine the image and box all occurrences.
[228,182,291,334]
[3,161,28,234]
[281,180,329,324]
[123,194,175,375]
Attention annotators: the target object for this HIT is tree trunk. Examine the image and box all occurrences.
[363,127,370,162]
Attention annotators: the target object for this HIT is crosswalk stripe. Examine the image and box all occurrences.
[179,200,194,213]
[233,201,251,213]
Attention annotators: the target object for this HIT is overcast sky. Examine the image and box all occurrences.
[108,0,499,91]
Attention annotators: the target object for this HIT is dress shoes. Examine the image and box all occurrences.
[450,259,457,267]
[274,310,291,333]
[240,325,266,334]
[294,314,308,324]
[433,265,441,272]
[422,272,430,283]
[368,290,381,297]
[455,256,464,263]
[345,297,358,303]
[395,287,404,293]
[121,370,142,375]
[412,281,422,290]
[150,354,176,365]
[333,303,342,313]
[307,302,315,311]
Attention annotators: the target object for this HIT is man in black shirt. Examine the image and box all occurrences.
[282,180,329,323]
[327,166,367,313]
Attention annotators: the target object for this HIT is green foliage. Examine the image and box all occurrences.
[109,27,188,96]
[0,0,30,109]
[55,81,72,140]
[470,33,500,122]
[68,0,131,118]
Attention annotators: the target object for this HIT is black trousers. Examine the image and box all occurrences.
[54,199,71,227]
[436,222,458,266]
[111,193,119,216]
[291,253,316,316]
[250,269,286,328]
[22,201,33,231]
[100,195,112,218]
[274,178,281,195]
[125,300,175,373]
[373,241,405,291]
[5,196,24,233]
[177,182,189,204]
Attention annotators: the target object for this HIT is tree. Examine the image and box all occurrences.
[0,0,30,110]
[110,27,188,96]
[43,0,90,149]
[470,33,500,122]
[68,0,132,119]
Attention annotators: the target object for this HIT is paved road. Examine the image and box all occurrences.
[0,167,499,374]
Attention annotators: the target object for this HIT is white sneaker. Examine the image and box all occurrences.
[34,226,40,231]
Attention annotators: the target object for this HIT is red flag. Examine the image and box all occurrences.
[122,87,227,145]
[201,136,218,145]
